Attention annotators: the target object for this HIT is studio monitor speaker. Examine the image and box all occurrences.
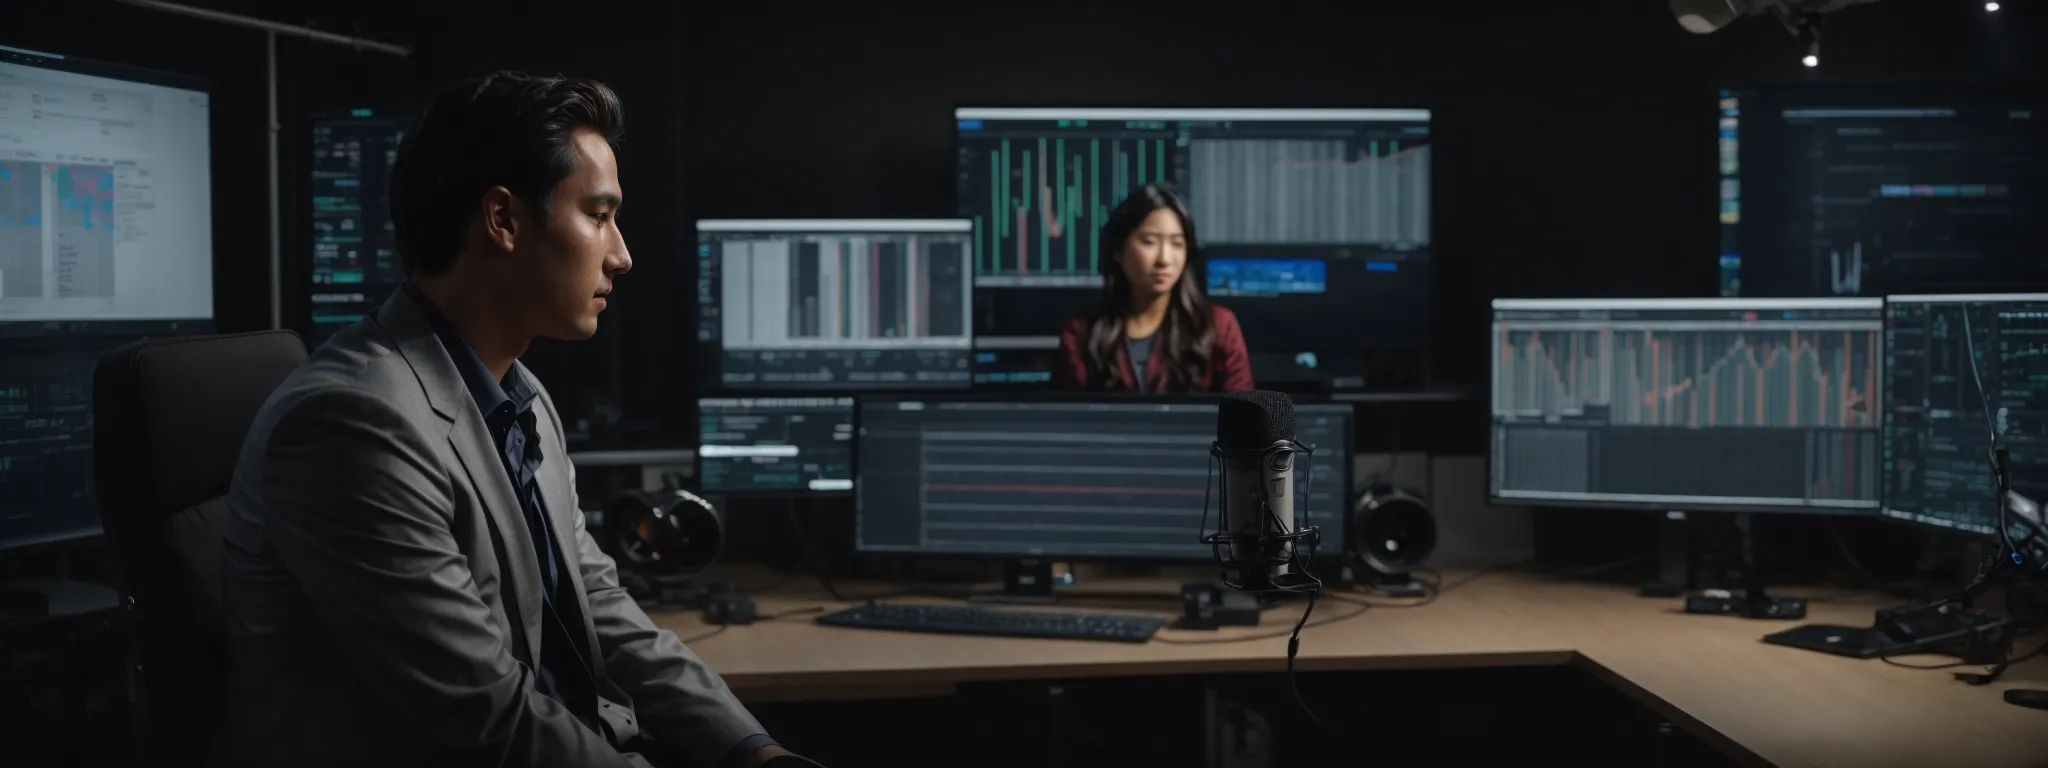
[1350,482,1436,597]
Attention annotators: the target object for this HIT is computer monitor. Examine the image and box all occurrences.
[0,45,215,551]
[695,219,975,390]
[696,396,854,495]
[854,395,1353,561]
[1716,81,2048,298]
[304,107,409,347]
[1489,298,1883,514]
[1881,294,2048,535]
[954,107,1433,385]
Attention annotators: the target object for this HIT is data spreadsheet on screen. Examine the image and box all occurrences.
[696,220,974,389]
[1882,294,2048,536]
[953,107,1433,349]
[1490,298,1883,514]
[0,47,213,322]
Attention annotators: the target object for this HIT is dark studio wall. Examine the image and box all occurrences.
[6,0,2043,445]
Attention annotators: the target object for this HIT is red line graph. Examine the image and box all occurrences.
[1496,326,1879,428]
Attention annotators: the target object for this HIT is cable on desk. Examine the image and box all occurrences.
[782,505,913,603]
[679,606,827,646]
[681,626,727,644]
[1151,600,1370,646]
[1337,560,1531,608]
[1877,628,2047,677]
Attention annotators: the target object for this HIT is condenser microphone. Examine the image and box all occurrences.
[1205,390,1321,594]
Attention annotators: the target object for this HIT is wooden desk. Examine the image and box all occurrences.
[650,572,2048,768]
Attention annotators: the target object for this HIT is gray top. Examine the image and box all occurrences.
[1126,333,1155,392]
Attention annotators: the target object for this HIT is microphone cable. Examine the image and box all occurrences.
[1957,310,2025,591]
[1194,440,1342,729]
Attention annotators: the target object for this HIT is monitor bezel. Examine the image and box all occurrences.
[1484,296,1886,515]
[0,43,212,94]
[850,390,1355,565]
[691,394,856,498]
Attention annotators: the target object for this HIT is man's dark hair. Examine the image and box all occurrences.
[390,71,624,277]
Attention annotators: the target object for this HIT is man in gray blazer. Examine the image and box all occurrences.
[218,72,816,767]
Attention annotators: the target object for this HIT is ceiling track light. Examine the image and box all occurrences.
[1794,13,1824,67]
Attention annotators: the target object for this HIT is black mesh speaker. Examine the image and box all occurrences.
[1351,482,1436,576]
[601,488,725,580]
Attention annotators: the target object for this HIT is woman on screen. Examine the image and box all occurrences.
[1057,184,1253,393]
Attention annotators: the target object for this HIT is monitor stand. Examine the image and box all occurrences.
[1639,510,1692,598]
[1682,513,1807,620]
[968,559,1061,605]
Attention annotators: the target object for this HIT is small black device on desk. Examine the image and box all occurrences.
[816,603,1167,643]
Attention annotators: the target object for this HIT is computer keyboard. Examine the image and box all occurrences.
[816,602,1168,643]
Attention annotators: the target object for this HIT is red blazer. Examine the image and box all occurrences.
[1057,305,1254,393]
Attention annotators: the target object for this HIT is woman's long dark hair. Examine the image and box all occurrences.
[1081,184,1217,391]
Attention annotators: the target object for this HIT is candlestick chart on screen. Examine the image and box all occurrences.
[966,136,1172,285]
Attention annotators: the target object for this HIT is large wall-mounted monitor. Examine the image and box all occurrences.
[855,395,1352,561]
[1881,293,2048,536]
[0,44,216,552]
[1716,81,2047,298]
[1489,298,1883,514]
[695,219,975,390]
[954,107,1433,385]
[303,107,409,347]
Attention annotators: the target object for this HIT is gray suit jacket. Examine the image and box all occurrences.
[216,289,764,767]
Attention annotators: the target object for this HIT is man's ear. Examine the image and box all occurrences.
[479,186,520,252]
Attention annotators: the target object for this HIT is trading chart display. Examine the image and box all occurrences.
[1490,298,1883,513]
[304,109,409,347]
[1717,82,2048,298]
[696,220,974,390]
[856,398,1352,560]
[955,108,1432,352]
[1882,294,2048,535]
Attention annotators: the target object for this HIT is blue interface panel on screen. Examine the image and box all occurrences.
[1716,82,2048,297]
[0,45,216,551]
[695,219,974,390]
[954,108,1432,383]
[305,108,410,347]
[1489,298,1883,514]
[1882,294,2048,536]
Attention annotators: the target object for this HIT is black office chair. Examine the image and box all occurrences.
[92,330,306,766]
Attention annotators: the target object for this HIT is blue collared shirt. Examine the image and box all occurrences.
[403,283,775,768]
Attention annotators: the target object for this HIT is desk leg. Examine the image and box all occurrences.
[1204,685,1219,768]
[1204,683,1277,768]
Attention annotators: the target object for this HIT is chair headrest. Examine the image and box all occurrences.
[93,331,306,524]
